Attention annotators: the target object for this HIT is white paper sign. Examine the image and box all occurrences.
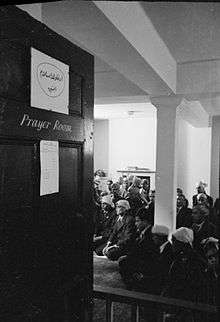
[31,47,69,114]
[40,140,59,196]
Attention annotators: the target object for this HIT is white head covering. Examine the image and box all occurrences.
[132,176,142,185]
[172,227,194,246]
[201,237,219,250]
[196,180,207,188]
[101,195,114,208]
[116,199,130,210]
[127,174,134,182]
[151,225,169,236]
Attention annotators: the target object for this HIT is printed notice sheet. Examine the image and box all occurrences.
[40,140,59,196]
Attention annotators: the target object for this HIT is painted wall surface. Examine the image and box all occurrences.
[108,117,157,183]
[177,118,211,207]
[93,115,211,208]
[94,119,109,175]
[210,116,220,201]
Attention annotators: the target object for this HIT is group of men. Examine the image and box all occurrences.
[93,176,219,318]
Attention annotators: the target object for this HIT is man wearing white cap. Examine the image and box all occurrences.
[162,227,206,305]
[192,181,213,208]
[172,227,194,247]
[103,200,135,261]
[151,225,171,255]
[151,224,173,294]
[93,195,117,255]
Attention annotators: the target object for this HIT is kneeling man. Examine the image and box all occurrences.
[103,200,135,261]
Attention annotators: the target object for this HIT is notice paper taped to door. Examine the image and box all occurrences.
[40,140,59,196]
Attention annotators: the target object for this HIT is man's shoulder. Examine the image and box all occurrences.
[164,241,172,251]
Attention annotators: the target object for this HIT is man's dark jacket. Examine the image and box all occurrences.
[108,213,135,251]
[192,193,213,208]
[176,206,192,229]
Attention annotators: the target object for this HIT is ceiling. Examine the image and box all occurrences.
[95,57,114,73]
[95,57,147,100]
[141,2,220,63]
[95,102,156,119]
[19,2,220,120]
[93,2,220,119]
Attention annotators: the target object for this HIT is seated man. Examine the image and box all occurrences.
[139,179,150,206]
[195,237,219,322]
[151,224,173,293]
[176,195,192,229]
[144,190,155,225]
[197,193,216,224]
[126,176,143,212]
[118,209,158,292]
[93,195,117,256]
[191,204,217,252]
[111,182,124,205]
[197,192,212,209]
[107,179,113,193]
[199,237,219,305]
[192,181,213,208]
[119,176,130,198]
[162,227,207,321]
[103,200,135,261]
[177,187,189,207]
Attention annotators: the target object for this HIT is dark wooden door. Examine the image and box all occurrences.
[0,5,94,322]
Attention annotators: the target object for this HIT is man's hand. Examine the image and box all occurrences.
[93,236,103,242]
[102,241,118,255]
[106,244,119,251]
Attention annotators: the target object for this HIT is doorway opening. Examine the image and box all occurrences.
[93,101,157,321]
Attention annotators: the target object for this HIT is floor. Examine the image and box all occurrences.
[93,253,126,289]
[93,254,148,322]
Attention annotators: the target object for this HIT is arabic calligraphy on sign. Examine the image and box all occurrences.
[37,63,65,97]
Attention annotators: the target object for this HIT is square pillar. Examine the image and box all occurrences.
[151,95,183,232]
[210,115,220,200]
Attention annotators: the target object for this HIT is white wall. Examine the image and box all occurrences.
[210,116,220,201]
[177,118,211,207]
[108,117,157,182]
[93,115,211,205]
[94,119,109,175]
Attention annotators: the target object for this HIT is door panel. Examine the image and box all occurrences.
[69,72,83,116]
[59,143,82,209]
[0,5,94,322]
[0,140,36,209]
